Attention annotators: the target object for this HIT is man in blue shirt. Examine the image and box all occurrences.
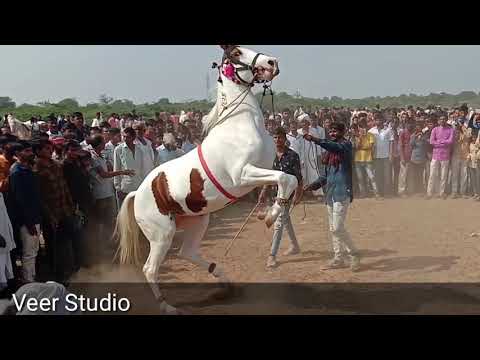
[303,122,360,272]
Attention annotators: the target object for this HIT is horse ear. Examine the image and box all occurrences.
[219,45,230,50]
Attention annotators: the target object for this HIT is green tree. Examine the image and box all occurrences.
[0,97,15,108]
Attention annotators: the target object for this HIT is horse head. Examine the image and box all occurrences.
[219,45,279,85]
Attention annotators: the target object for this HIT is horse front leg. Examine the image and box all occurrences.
[240,164,298,228]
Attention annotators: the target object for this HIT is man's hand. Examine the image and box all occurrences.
[303,134,313,142]
[26,225,38,237]
[123,169,136,176]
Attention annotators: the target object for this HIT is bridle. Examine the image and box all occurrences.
[213,45,266,87]
[203,46,276,136]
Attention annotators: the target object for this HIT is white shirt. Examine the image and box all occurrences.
[287,132,304,156]
[368,126,394,159]
[91,118,100,128]
[103,141,118,168]
[113,143,145,194]
[134,137,155,178]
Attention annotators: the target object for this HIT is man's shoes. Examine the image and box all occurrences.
[283,246,300,256]
[441,194,448,200]
[266,256,278,268]
[425,195,432,200]
[323,258,346,270]
[350,256,361,272]
[451,194,459,199]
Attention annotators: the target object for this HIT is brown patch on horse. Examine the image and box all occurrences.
[151,172,185,215]
[186,169,207,212]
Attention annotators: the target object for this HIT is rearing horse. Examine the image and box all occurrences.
[115,45,298,314]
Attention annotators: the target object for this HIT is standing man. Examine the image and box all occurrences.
[34,140,75,282]
[72,112,89,143]
[7,141,42,283]
[427,114,455,199]
[303,122,360,272]
[352,119,379,198]
[133,122,155,178]
[398,122,415,197]
[258,127,303,268]
[114,127,144,206]
[450,123,470,198]
[368,114,394,198]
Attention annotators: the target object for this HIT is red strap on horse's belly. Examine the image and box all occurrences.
[197,145,238,202]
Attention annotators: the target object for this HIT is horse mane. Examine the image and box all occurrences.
[201,82,222,136]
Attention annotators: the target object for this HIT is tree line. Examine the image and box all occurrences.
[1,90,480,122]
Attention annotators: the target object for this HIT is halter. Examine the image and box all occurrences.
[212,46,265,87]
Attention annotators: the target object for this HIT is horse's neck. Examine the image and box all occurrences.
[218,75,264,128]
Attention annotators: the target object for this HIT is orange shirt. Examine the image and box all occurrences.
[0,155,12,193]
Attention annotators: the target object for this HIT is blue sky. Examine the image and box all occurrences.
[1,45,479,105]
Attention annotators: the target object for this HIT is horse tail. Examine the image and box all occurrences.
[113,191,144,266]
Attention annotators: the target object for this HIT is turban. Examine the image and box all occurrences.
[163,133,176,146]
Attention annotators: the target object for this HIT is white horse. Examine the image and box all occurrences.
[114,45,299,314]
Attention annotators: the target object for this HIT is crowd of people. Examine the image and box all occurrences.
[0,110,203,297]
[263,104,480,201]
[1,102,479,293]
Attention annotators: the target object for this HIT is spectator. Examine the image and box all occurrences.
[7,141,42,283]
[352,120,379,198]
[91,112,102,128]
[157,133,185,164]
[104,128,121,171]
[72,112,89,143]
[286,121,303,156]
[427,114,455,199]
[390,120,401,197]
[467,130,480,199]
[409,122,429,195]
[114,127,145,206]
[133,122,155,178]
[0,191,15,293]
[50,136,65,161]
[86,135,134,260]
[33,140,75,282]
[46,119,59,138]
[369,114,394,197]
[62,140,94,269]
[450,123,470,198]
[257,127,303,268]
[398,121,415,197]
[0,140,16,194]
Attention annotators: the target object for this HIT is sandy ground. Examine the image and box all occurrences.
[71,196,480,314]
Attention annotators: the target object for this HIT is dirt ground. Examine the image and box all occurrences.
[72,196,480,314]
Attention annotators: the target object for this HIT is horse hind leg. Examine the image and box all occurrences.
[139,215,180,314]
[176,214,235,301]
[176,215,228,282]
